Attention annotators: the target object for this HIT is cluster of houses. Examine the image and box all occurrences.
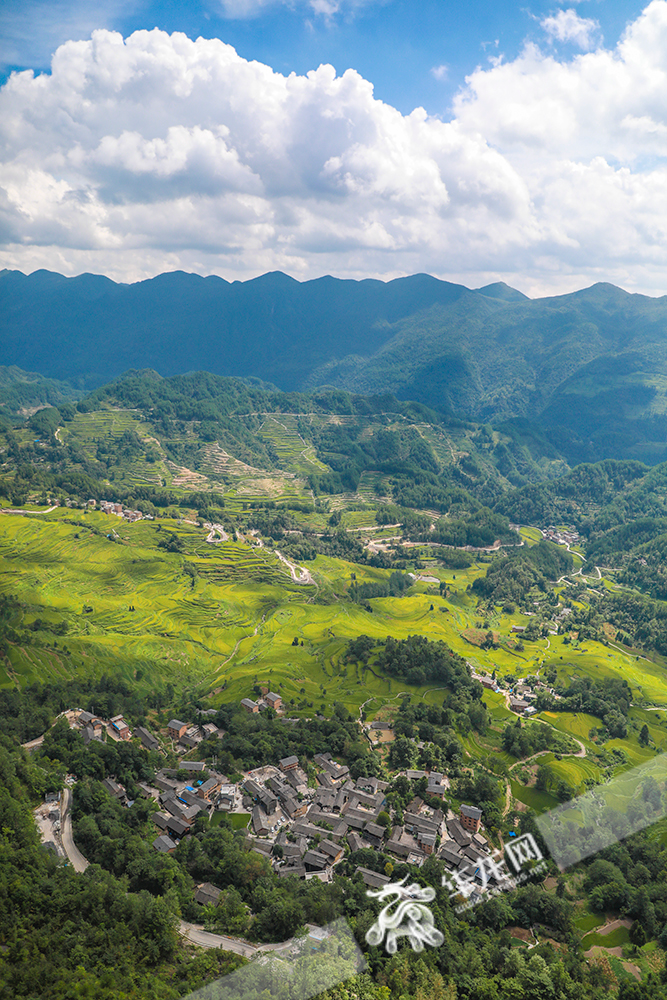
[470,671,560,718]
[167,717,222,750]
[240,691,283,715]
[74,709,223,756]
[541,525,579,548]
[508,685,539,716]
[471,671,500,694]
[77,710,136,744]
[87,498,151,523]
[72,703,498,903]
[150,764,233,853]
[216,752,494,891]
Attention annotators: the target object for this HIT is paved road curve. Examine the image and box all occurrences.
[178,921,257,956]
[61,788,89,874]
[57,794,275,955]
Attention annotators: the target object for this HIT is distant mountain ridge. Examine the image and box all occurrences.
[3,267,667,464]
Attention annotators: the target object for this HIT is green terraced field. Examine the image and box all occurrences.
[5,502,667,838]
[575,911,606,933]
[510,779,560,813]
[1,511,557,716]
[538,712,599,745]
[547,756,603,792]
[257,415,329,477]
[582,926,631,949]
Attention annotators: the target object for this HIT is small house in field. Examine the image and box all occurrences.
[357,867,390,889]
[266,692,282,710]
[303,850,328,871]
[218,785,235,811]
[319,839,344,863]
[252,806,270,836]
[241,698,259,714]
[110,716,131,741]
[153,834,177,854]
[426,772,449,798]
[135,726,159,752]
[102,778,126,803]
[197,777,222,802]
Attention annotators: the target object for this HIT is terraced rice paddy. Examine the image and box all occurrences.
[60,409,171,489]
[4,503,667,831]
[257,415,328,477]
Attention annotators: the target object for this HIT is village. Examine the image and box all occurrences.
[31,690,505,913]
[33,496,151,523]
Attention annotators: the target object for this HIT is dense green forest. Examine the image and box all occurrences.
[472,541,573,606]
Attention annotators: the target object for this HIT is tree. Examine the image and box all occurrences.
[630,920,647,950]
[215,887,249,935]
[639,723,650,746]
[535,765,550,791]
[388,737,417,770]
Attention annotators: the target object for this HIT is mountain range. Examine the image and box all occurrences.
[4,267,667,464]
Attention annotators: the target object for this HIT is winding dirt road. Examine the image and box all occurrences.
[178,921,257,956]
[204,522,228,543]
[274,550,315,585]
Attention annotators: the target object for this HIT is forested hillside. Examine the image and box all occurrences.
[6,269,667,463]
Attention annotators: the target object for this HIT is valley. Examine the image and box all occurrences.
[3,365,667,999]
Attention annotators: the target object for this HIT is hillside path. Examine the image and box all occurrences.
[275,550,315,586]
[204,522,228,543]
[1,506,58,515]
[217,613,267,673]
[507,737,586,774]
[178,921,257,956]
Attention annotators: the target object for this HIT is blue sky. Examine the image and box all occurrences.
[1,0,667,295]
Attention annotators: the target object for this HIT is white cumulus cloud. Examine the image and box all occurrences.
[541,9,600,50]
[6,5,667,293]
[0,27,535,283]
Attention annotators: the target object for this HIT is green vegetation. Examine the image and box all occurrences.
[0,735,244,999]
[4,365,667,996]
[12,270,667,467]
[472,539,573,605]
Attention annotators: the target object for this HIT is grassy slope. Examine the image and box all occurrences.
[4,508,667,739]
